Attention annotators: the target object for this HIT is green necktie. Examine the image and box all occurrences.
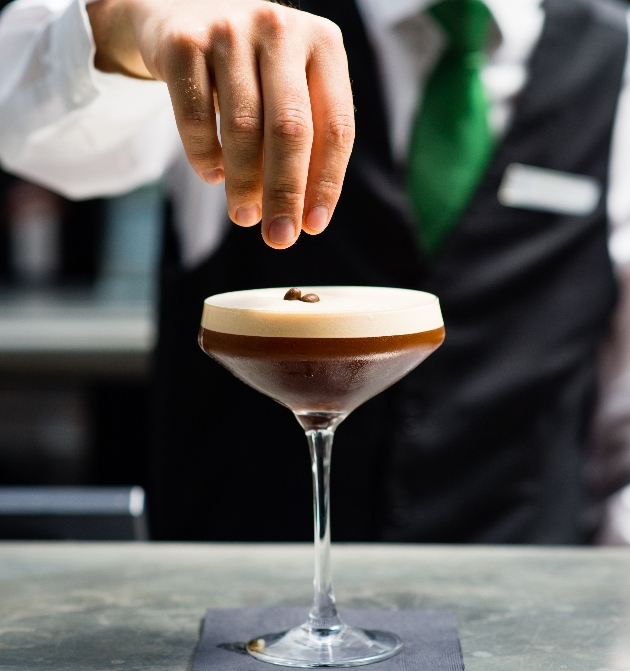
[407,0,494,256]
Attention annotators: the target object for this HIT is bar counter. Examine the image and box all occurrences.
[1,543,629,670]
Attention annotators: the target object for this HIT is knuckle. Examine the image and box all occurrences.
[314,175,343,197]
[161,28,204,64]
[155,31,190,76]
[307,17,344,56]
[209,19,239,58]
[181,107,213,126]
[267,185,304,208]
[271,109,312,143]
[229,176,261,195]
[225,109,263,137]
[183,133,221,161]
[324,113,355,148]
[186,145,220,163]
[254,4,290,40]
[317,18,344,48]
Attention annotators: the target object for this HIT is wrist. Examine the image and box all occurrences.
[87,0,153,79]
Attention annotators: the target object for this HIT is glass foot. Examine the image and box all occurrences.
[246,623,403,668]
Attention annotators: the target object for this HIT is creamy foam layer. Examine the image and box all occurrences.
[201,287,443,338]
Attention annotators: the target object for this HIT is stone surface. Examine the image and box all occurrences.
[0,543,629,671]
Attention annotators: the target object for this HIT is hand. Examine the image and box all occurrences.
[87,0,355,249]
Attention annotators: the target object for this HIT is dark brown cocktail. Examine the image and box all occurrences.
[199,329,444,418]
[199,286,444,421]
[198,286,444,667]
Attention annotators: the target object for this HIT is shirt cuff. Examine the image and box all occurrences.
[49,0,100,114]
[51,0,165,117]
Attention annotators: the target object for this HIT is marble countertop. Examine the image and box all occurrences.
[1,543,629,671]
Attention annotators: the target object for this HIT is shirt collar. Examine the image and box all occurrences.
[356,0,544,45]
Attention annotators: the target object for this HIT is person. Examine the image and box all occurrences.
[1,0,629,543]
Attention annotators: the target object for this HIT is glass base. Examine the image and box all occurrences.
[246,623,403,668]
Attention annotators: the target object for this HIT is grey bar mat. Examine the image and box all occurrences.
[192,607,464,671]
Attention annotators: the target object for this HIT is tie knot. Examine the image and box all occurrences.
[430,0,492,54]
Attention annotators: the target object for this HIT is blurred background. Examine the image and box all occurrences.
[0,168,162,499]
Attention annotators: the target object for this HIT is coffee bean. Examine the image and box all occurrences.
[300,293,320,303]
[284,288,302,300]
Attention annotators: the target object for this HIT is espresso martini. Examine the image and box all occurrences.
[199,286,444,425]
[199,286,444,667]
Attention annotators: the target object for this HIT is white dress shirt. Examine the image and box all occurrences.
[1,0,630,522]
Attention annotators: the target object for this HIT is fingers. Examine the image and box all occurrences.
[302,23,355,235]
[258,14,314,248]
[159,3,354,249]
[162,38,224,185]
[213,25,264,228]
[254,12,354,246]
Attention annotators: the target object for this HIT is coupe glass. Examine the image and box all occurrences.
[199,286,444,667]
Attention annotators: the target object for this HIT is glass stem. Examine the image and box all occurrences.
[306,426,344,634]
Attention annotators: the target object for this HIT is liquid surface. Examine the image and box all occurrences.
[201,287,443,338]
[199,328,445,415]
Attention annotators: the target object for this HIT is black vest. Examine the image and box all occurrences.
[150,0,627,543]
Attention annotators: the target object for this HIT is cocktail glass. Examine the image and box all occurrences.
[199,286,444,667]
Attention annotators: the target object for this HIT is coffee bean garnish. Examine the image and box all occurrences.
[300,293,320,303]
[284,288,302,300]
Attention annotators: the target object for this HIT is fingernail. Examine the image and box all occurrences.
[236,204,260,226]
[268,217,297,245]
[202,169,224,185]
[306,206,329,232]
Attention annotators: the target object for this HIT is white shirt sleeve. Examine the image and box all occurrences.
[0,0,181,199]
